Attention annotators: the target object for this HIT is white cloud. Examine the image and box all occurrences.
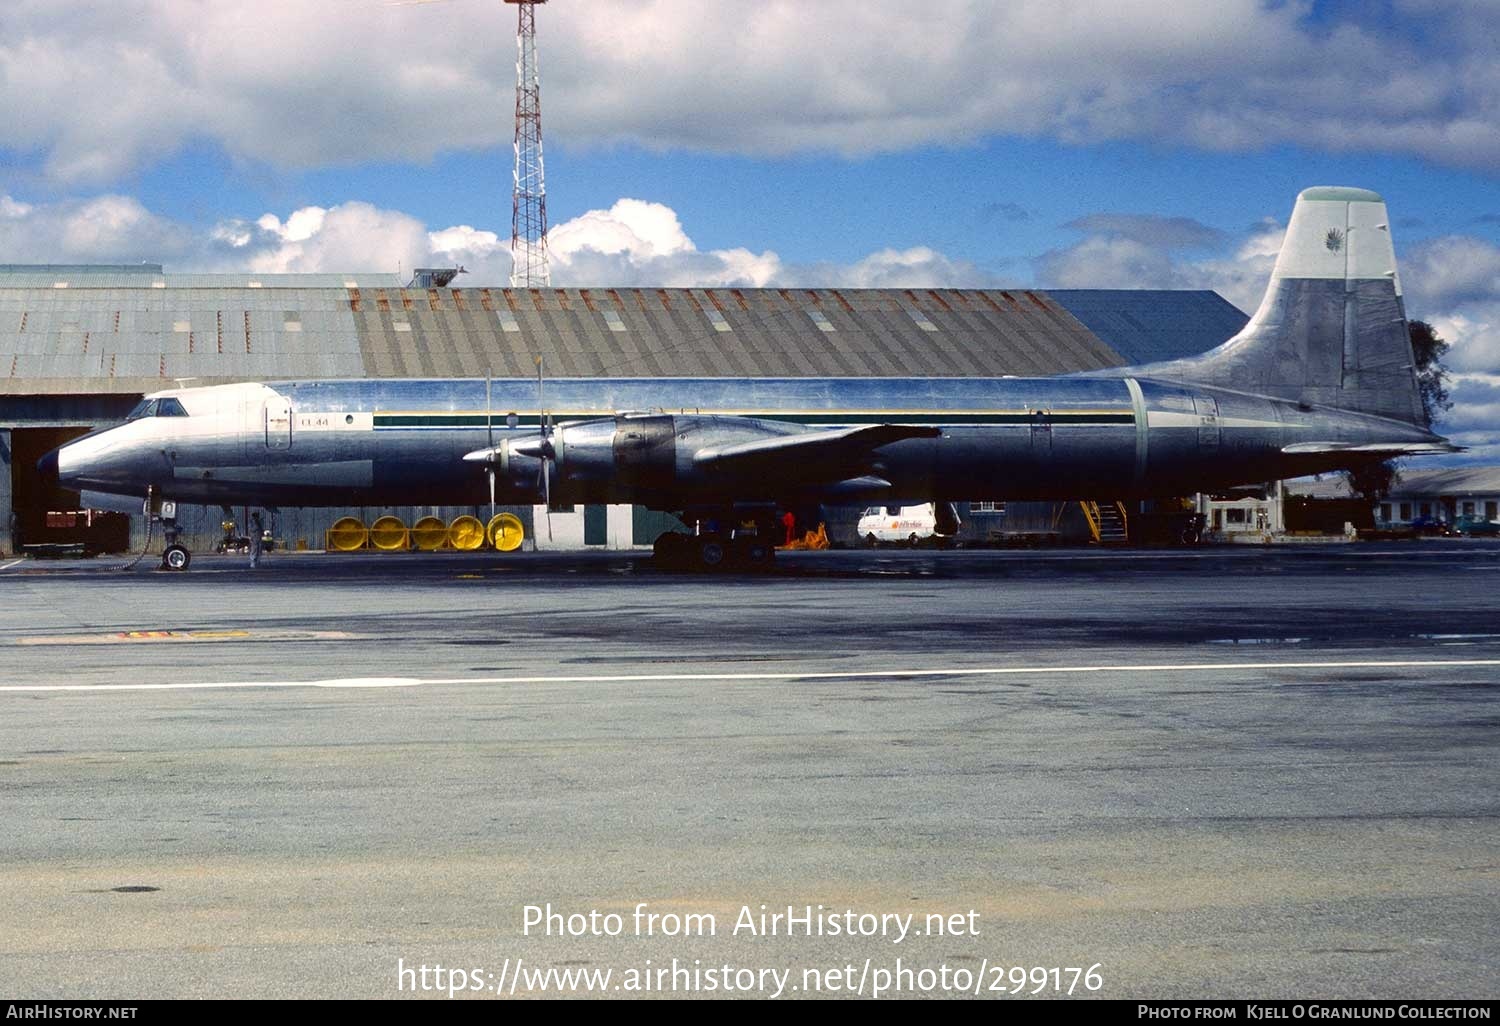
[0,190,982,291]
[550,199,694,261]
[1,1,1498,182]
[1035,216,1280,313]
[0,193,188,264]
[809,247,991,289]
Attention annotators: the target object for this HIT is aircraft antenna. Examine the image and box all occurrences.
[507,0,550,288]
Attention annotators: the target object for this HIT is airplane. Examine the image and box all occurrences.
[40,187,1458,571]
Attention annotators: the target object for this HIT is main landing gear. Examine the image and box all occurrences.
[653,515,778,572]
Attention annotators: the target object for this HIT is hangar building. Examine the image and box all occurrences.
[0,264,1249,555]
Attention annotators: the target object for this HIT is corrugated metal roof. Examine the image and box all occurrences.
[0,285,366,394]
[1388,467,1500,498]
[347,287,1123,380]
[1291,467,1500,499]
[0,282,1250,396]
[1045,290,1249,365]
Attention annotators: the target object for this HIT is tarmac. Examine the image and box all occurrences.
[1,543,1497,999]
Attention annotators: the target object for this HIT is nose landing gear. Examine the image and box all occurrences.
[161,544,191,571]
[157,499,190,571]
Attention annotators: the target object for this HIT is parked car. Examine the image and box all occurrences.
[1453,516,1500,537]
[1409,515,1454,537]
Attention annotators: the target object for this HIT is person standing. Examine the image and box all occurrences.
[249,512,264,569]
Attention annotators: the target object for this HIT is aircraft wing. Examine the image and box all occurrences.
[1281,441,1465,456]
[694,424,940,479]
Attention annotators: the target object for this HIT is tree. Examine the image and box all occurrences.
[1342,320,1451,502]
[1409,319,1452,428]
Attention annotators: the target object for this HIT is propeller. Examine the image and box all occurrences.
[486,376,496,523]
[536,356,554,541]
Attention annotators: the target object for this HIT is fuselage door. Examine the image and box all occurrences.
[1029,407,1053,454]
[265,398,293,450]
[1193,396,1220,452]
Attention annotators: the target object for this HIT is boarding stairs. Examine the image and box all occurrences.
[1082,501,1129,545]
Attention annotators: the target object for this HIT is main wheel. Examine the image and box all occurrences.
[161,544,191,571]
[697,535,728,570]
[864,533,879,548]
[736,537,775,569]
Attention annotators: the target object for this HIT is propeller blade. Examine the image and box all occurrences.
[488,467,496,522]
[542,458,553,541]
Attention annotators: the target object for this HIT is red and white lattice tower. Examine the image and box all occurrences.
[505,0,549,287]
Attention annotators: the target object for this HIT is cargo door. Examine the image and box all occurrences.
[1029,408,1053,456]
[264,398,292,450]
[1193,396,1220,452]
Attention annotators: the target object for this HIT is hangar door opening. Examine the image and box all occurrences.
[8,427,125,554]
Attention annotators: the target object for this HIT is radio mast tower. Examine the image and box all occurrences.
[506,0,550,288]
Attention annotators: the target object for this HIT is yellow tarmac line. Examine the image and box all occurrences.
[14,629,359,646]
[1,658,1497,693]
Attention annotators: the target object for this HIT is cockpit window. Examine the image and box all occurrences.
[125,397,188,420]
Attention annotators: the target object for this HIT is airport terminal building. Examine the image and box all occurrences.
[0,264,1250,555]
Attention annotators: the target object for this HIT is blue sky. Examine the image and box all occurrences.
[1,0,1497,455]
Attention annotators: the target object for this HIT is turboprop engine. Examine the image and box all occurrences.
[477,408,810,504]
[467,412,911,507]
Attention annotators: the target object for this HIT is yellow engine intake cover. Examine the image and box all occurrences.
[369,515,409,551]
[327,516,367,552]
[448,515,486,551]
[411,515,448,551]
[487,512,525,552]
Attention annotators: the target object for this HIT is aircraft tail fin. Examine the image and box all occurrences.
[1115,187,1426,426]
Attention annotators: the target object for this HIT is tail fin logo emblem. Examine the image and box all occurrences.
[1325,228,1345,252]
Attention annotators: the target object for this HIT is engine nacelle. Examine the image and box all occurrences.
[495,414,808,504]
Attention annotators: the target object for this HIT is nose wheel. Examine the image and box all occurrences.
[161,544,191,571]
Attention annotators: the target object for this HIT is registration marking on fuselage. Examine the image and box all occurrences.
[2,657,1497,692]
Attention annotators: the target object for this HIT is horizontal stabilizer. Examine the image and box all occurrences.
[1282,441,1465,456]
[694,424,939,475]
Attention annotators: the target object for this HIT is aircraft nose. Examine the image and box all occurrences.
[37,448,60,488]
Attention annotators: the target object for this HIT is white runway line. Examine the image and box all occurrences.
[0,559,24,571]
[1,658,1499,693]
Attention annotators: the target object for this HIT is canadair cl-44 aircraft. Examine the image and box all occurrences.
[41,188,1457,569]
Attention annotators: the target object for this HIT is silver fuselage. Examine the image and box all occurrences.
[55,375,1438,509]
